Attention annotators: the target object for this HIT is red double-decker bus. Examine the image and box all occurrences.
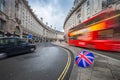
[68,9,120,52]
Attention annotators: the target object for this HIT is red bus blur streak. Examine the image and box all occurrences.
[68,9,120,52]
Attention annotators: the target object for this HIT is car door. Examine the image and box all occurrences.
[4,38,19,56]
[6,38,28,56]
[17,40,30,53]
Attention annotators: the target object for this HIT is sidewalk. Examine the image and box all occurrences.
[53,42,120,80]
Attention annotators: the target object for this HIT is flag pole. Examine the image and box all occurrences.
[77,68,81,80]
[89,61,94,80]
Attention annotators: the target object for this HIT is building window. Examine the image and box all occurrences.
[74,0,78,6]
[0,0,5,12]
[78,0,82,3]
[87,0,90,6]
[102,0,114,9]
[107,0,113,4]
[0,19,5,29]
[102,0,108,8]
[87,16,90,19]
[77,13,82,24]
[79,19,81,23]
[87,7,90,14]
[15,26,20,34]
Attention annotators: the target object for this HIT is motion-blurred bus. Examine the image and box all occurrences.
[68,9,120,52]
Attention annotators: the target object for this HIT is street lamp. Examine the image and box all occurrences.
[56,33,57,41]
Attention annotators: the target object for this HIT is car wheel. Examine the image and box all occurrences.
[0,53,7,59]
[30,48,35,52]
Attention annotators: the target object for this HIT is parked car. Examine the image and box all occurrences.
[0,37,36,59]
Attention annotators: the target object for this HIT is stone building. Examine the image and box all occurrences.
[56,30,64,41]
[63,0,120,41]
[0,0,63,42]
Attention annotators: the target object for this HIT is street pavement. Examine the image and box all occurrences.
[53,41,120,80]
[0,43,74,80]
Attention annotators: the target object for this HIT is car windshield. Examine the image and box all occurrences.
[0,39,5,45]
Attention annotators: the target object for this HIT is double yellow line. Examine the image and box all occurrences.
[58,48,71,80]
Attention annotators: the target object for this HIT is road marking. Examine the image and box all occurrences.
[58,48,71,80]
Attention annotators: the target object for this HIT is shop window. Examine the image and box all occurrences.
[0,20,5,29]
[0,34,3,37]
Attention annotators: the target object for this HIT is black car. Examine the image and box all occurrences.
[0,37,36,59]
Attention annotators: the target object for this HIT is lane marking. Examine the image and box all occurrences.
[58,48,71,80]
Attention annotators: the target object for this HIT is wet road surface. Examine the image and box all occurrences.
[0,43,74,80]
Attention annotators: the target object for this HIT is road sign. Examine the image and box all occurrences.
[28,34,32,39]
[75,50,94,68]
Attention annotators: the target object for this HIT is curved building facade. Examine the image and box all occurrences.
[63,0,120,41]
[0,0,63,42]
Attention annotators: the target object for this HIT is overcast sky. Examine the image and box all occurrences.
[28,0,74,32]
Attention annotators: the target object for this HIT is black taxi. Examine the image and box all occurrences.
[0,37,36,59]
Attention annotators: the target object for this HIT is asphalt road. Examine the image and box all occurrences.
[0,43,74,80]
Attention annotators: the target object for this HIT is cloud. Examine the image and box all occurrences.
[28,0,73,32]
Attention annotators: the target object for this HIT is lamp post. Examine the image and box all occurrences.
[56,33,57,42]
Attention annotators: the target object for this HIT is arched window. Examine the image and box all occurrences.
[15,26,20,34]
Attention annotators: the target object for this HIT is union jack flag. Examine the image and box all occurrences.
[75,50,94,68]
